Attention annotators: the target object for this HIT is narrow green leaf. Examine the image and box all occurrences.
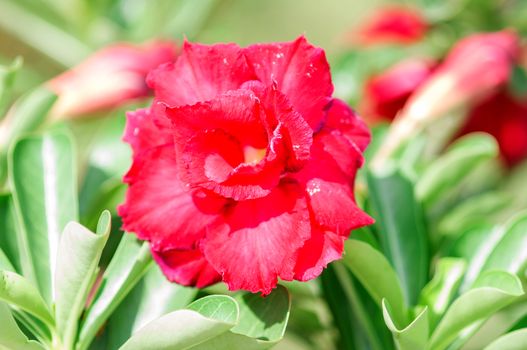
[107,265,197,349]
[0,246,14,272]
[0,270,54,328]
[383,300,429,350]
[367,167,428,307]
[55,211,111,349]
[78,234,152,350]
[481,212,527,276]
[9,130,77,303]
[0,57,22,118]
[119,295,239,350]
[0,194,21,272]
[343,239,407,327]
[416,133,498,205]
[0,302,45,350]
[484,329,527,350]
[428,271,524,350]
[419,258,466,327]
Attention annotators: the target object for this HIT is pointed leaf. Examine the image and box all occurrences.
[429,271,524,350]
[343,239,407,327]
[0,302,45,350]
[0,194,21,272]
[0,270,53,328]
[9,130,78,303]
[383,300,429,350]
[367,167,428,307]
[484,329,527,350]
[78,234,152,350]
[55,211,111,348]
[119,295,238,350]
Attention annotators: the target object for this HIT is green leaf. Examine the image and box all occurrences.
[484,329,527,350]
[55,211,111,349]
[508,65,527,99]
[119,295,239,350]
[343,239,407,327]
[428,271,524,350]
[9,130,77,303]
[481,212,527,276]
[383,300,429,350]
[0,246,14,272]
[419,258,466,327]
[0,194,21,272]
[78,234,152,350]
[367,167,428,307]
[0,270,53,328]
[106,265,197,349]
[0,57,22,118]
[0,302,45,350]
[416,133,498,205]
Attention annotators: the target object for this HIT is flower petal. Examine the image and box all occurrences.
[151,248,221,288]
[119,144,227,250]
[325,99,371,153]
[123,108,173,157]
[203,181,311,295]
[244,36,333,130]
[147,41,255,107]
[294,228,345,281]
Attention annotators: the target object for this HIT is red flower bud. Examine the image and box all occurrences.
[49,41,177,118]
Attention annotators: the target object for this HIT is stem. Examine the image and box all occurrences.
[12,309,52,347]
[333,263,384,350]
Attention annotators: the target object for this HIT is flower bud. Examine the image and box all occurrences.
[48,41,177,118]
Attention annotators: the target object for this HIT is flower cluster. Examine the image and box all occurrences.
[118,37,373,294]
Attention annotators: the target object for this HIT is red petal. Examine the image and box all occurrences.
[147,41,255,107]
[118,144,227,250]
[152,248,221,288]
[325,99,371,153]
[123,108,173,157]
[294,228,345,281]
[244,36,333,130]
[203,182,311,295]
[294,135,374,235]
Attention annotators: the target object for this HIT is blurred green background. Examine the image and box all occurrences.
[0,0,382,92]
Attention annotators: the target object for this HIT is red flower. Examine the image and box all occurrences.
[118,37,373,294]
[362,58,435,121]
[49,41,177,118]
[457,91,527,166]
[355,7,428,46]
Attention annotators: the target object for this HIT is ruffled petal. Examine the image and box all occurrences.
[151,248,221,288]
[294,228,345,281]
[147,41,255,107]
[118,144,227,250]
[294,135,374,235]
[325,99,371,153]
[123,108,173,157]
[203,181,311,295]
[244,36,333,130]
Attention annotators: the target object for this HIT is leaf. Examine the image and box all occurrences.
[106,264,197,349]
[0,301,45,350]
[0,57,22,118]
[343,239,407,327]
[0,194,21,272]
[481,212,527,276]
[9,130,78,303]
[383,300,429,350]
[0,247,14,272]
[0,270,54,328]
[428,271,524,350]
[366,167,428,307]
[54,211,111,349]
[416,133,498,205]
[119,295,239,350]
[484,329,527,350]
[419,258,466,327]
[77,234,152,350]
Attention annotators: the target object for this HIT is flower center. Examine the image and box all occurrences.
[243,145,267,164]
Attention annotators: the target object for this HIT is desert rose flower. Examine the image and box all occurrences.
[355,7,428,46]
[118,37,374,294]
[374,31,520,167]
[49,41,177,118]
[362,58,435,121]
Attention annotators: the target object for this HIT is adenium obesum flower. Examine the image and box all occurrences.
[49,41,177,118]
[118,37,374,294]
[354,7,428,46]
[362,58,435,121]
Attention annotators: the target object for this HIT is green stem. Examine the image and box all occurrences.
[12,309,52,347]
[333,263,384,350]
